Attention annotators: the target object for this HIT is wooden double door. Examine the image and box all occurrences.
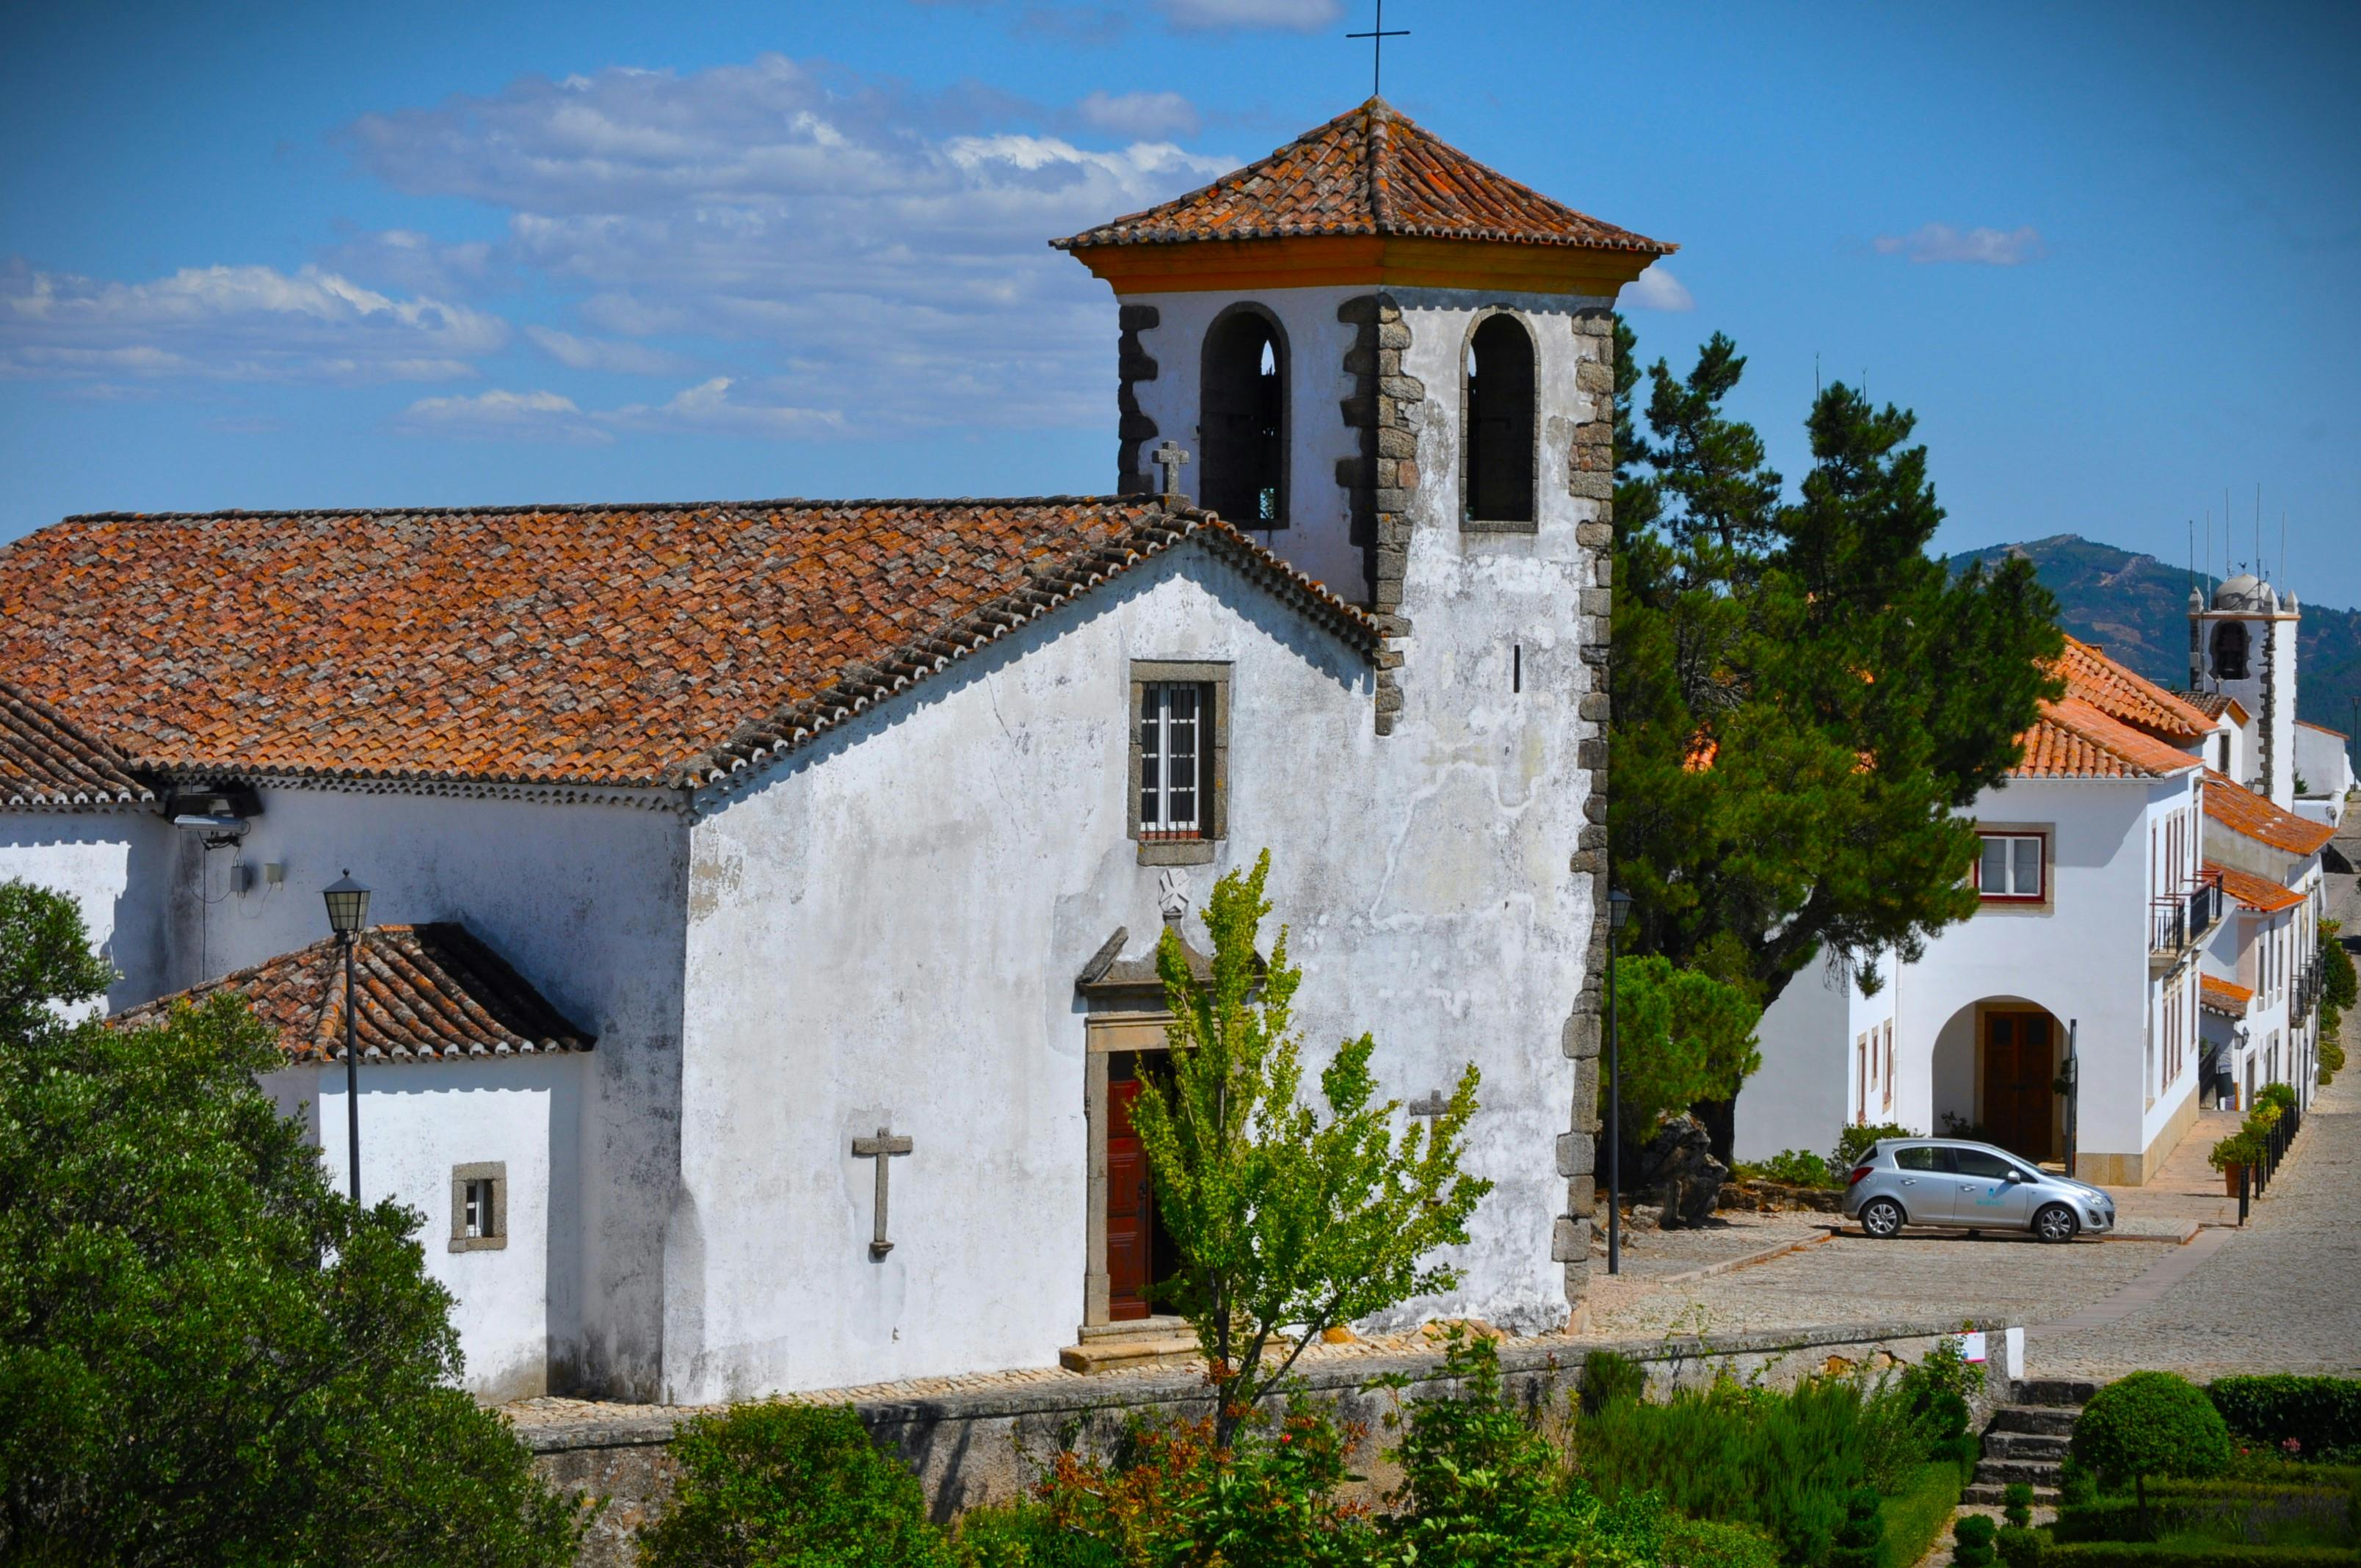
[1106,1053,1180,1321]
[1982,1011,2056,1161]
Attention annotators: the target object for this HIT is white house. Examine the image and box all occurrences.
[1744,637,2222,1186]
[0,101,1673,1404]
[1746,576,2338,1188]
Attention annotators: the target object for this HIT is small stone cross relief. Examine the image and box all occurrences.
[1407,1091,1448,1131]
[1151,440,1190,498]
[1158,867,1191,923]
[852,1125,913,1259]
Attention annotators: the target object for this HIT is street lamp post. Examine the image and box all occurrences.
[1606,888,1633,1276]
[322,871,371,1205]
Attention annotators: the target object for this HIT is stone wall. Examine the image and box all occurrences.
[530,1315,2015,1567]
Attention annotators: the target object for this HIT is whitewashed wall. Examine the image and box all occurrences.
[1738,948,1897,1163]
[266,1054,584,1401]
[112,787,690,1402]
[0,810,172,1008]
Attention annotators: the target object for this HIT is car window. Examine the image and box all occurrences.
[1894,1146,1952,1172]
[1954,1149,2014,1179]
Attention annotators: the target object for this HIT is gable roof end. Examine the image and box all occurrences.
[1053,98,1674,256]
[2054,636,2213,741]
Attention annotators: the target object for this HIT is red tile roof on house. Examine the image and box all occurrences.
[2204,859,2304,914]
[1,680,153,810]
[0,497,1375,796]
[2202,769,2337,857]
[2199,973,2255,1016]
[2176,690,2249,725]
[2054,636,2213,741]
[114,923,591,1064]
[2009,696,2202,780]
[1053,99,1674,256]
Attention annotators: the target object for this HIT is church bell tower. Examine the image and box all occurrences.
[2191,572,2301,807]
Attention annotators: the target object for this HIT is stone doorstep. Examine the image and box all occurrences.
[1989,1405,2078,1436]
[1076,1315,1191,1343]
[1963,1484,2062,1507]
[1059,1332,1200,1375]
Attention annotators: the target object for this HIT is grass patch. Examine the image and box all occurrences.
[1879,1460,1964,1568]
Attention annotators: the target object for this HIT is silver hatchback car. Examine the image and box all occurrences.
[1842,1139,2115,1243]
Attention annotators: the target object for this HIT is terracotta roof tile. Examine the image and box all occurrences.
[1053,98,1673,255]
[2199,973,2255,1016]
[2054,637,2213,741]
[2009,697,2202,779]
[2203,859,2304,914]
[2203,769,2336,857]
[0,680,153,810]
[2175,690,2248,724]
[114,923,591,1064]
[0,497,1375,794]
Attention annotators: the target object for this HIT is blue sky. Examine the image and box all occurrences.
[5,1,2357,604]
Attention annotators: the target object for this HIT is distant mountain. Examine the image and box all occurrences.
[1945,534,2361,744]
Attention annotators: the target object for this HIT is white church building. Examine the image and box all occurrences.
[1741,578,2335,1189]
[0,102,1672,1404]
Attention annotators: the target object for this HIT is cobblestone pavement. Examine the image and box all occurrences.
[2031,1033,2361,1381]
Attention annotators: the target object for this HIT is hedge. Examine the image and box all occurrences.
[1879,1462,1964,1568]
[2209,1377,2361,1455]
[2051,1493,2352,1545]
[2036,1547,2360,1568]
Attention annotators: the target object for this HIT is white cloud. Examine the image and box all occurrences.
[1873,223,2046,266]
[1158,0,1341,30]
[1623,264,1694,312]
[525,325,697,375]
[398,387,612,443]
[1076,90,1200,139]
[601,377,846,438]
[338,54,1233,431]
[0,260,505,385]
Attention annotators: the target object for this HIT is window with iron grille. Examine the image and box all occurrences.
[1128,663,1228,865]
[449,1161,507,1252]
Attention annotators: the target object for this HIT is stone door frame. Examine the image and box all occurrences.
[1083,1009,1172,1328]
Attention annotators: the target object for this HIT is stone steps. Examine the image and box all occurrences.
[1059,1318,1201,1374]
[1964,1483,2062,1507]
[2010,1376,2099,1407]
[1971,1456,2068,1489]
[1989,1405,2078,1437]
[1982,1429,2070,1461]
[1969,1378,2090,1506]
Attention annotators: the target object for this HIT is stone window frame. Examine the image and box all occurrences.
[449,1161,508,1252]
[1127,660,1230,866]
[1197,300,1291,529]
[1457,307,1541,534]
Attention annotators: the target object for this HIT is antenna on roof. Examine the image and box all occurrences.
[1346,0,1409,97]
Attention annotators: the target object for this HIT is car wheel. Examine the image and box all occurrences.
[1860,1198,1905,1238]
[2034,1203,2078,1244]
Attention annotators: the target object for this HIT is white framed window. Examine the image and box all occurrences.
[1140,681,1206,838]
[1975,832,2045,901]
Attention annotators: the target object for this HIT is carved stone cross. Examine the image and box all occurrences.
[1407,1090,1448,1128]
[1151,440,1189,498]
[852,1125,913,1259]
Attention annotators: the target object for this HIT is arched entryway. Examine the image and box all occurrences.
[1931,997,2067,1163]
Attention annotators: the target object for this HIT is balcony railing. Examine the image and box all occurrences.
[2150,869,2224,958]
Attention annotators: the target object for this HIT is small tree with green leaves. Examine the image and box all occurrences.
[2070,1371,2233,1535]
[0,879,588,1567]
[1129,852,1493,1445]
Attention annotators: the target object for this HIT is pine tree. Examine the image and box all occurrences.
[1609,322,2063,1148]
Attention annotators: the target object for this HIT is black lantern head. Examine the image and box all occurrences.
[1608,887,1634,932]
[322,871,371,937]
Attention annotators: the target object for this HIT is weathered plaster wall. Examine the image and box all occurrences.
[1739,948,1897,1162]
[266,1054,584,1401]
[109,787,691,1401]
[0,810,172,1008]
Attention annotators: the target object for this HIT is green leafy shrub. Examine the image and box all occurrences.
[2208,1376,2361,1457]
[953,1503,1120,1568]
[1580,1348,1649,1415]
[2052,1488,2354,1547]
[1608,954,1763,1147]
[2004,1481,2035,1528]
[2209,1130,2266,1172]
[1754,1148,1838,1187]
[1954,1511,1998,1567]
[1832,1122,1919,1171]
[1826,1486,1884,1568]
[1997,1524,2042,1568]
[2256,1082,2297,1114]
[0,879,591,1568]
[2036,1545,2359,1567]
[638,1403,954,1568]
[2058,1456,2099,1507]
[1661,1514,1782,1568]
[2071,1373,2233,1533]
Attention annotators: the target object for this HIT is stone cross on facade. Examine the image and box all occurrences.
[1151,440,1189,499]
[851,1125,913,1259]
[1407,1090,1448,1131]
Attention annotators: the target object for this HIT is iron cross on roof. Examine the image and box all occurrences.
[1346,0,1410,97]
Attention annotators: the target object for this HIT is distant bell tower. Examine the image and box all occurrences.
[2192,572,2300,807]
